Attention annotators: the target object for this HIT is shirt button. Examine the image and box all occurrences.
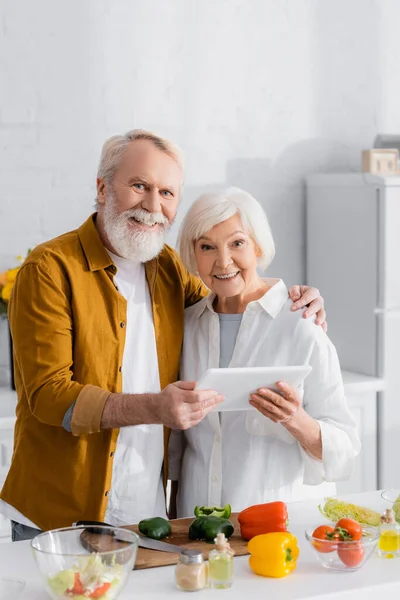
[211,475,218,483]
[105,491,109,497]
[118,366,122,372]
[110,451,115,458]
[120,322,125,328]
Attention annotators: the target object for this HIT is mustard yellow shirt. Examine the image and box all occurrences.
[0,214,206,530]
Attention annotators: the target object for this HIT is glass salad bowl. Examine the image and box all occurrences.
[381,489,400,521]
[305,524,379,572]
[31,525,138,600]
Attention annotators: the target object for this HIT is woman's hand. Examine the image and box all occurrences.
[250,381,301,424]
[250,381,323,460]
[288,285,327,332]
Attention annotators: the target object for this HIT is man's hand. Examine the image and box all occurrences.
[289,285,327,332]
[101,382,223,430]
[249,381,301,424]
[156,381,223,430]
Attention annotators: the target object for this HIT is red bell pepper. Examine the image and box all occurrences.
[238,501,288,541]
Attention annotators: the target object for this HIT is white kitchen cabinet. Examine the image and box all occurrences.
[0,419,15,472]
[0,389,16,474]
[306,173,400,489]
[0,389,16,541]
[337,390,376,495]
[336,371,384,495]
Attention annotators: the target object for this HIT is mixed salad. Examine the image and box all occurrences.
[48,554,122,599]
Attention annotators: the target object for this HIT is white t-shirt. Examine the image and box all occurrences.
[104,251,166,525]
[0,251,166,529]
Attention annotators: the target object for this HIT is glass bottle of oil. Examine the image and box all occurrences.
[208,532,234,589]
[378,508,400,558]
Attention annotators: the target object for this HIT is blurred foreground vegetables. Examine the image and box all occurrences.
[238,501,288,541]
[318,498,381,527]
[138,517,171,540]
[248,532,299,578]
[189,516,234,543]
[194,504,231,519]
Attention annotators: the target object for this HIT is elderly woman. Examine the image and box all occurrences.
[168,187,360,518]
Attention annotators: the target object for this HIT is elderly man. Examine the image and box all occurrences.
[0,130,326,541]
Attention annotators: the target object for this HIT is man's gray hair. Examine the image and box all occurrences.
[178,187,276,274]
[97,129,184,183]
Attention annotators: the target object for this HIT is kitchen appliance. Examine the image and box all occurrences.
[306,173,400,489]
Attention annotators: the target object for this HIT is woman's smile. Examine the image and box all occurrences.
[213,271,240,281]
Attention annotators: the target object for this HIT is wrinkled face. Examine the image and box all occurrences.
[97,139,182,261]
[193,213,260,297]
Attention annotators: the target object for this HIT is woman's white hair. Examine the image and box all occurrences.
[178,187,275,273]
[97,129,184,183]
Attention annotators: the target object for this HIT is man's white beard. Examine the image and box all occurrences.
[103,190,171,262]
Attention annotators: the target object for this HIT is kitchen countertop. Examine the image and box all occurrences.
[2,490,399,600]
[341,370,385,394]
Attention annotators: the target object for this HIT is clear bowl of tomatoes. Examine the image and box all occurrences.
[381,489,400,519]
[305,518,379,571]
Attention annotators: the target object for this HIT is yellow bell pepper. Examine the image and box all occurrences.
[248,532,299,578]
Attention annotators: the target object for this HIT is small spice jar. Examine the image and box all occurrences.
[175,549,207,592]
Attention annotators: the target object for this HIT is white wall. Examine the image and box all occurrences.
[0,0,397,383]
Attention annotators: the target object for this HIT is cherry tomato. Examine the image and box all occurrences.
[312,525,337,553]
[335,518,362,541]
[337,541,364,567]
[89,582,111,598]
[69,573,84,595]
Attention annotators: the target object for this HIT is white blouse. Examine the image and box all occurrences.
[168,280,361,518]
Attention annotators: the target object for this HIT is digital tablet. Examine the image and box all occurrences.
[195,365,312,411]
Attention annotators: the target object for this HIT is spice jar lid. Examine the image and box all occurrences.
[179,549,204,564]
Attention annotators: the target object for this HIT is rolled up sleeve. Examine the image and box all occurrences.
[301,328,361,485]
[71,385,110,435]
[9,261,109,434]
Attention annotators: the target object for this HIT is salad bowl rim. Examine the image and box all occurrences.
[31,525,139,557]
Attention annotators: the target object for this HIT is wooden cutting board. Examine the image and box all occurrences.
[80,513,249,570]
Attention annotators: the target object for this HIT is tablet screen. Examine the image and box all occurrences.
[195,365,312,412]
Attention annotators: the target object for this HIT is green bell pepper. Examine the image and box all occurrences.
[138,517,171,540]
[194,504,232,519]
[188,516,234,543]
